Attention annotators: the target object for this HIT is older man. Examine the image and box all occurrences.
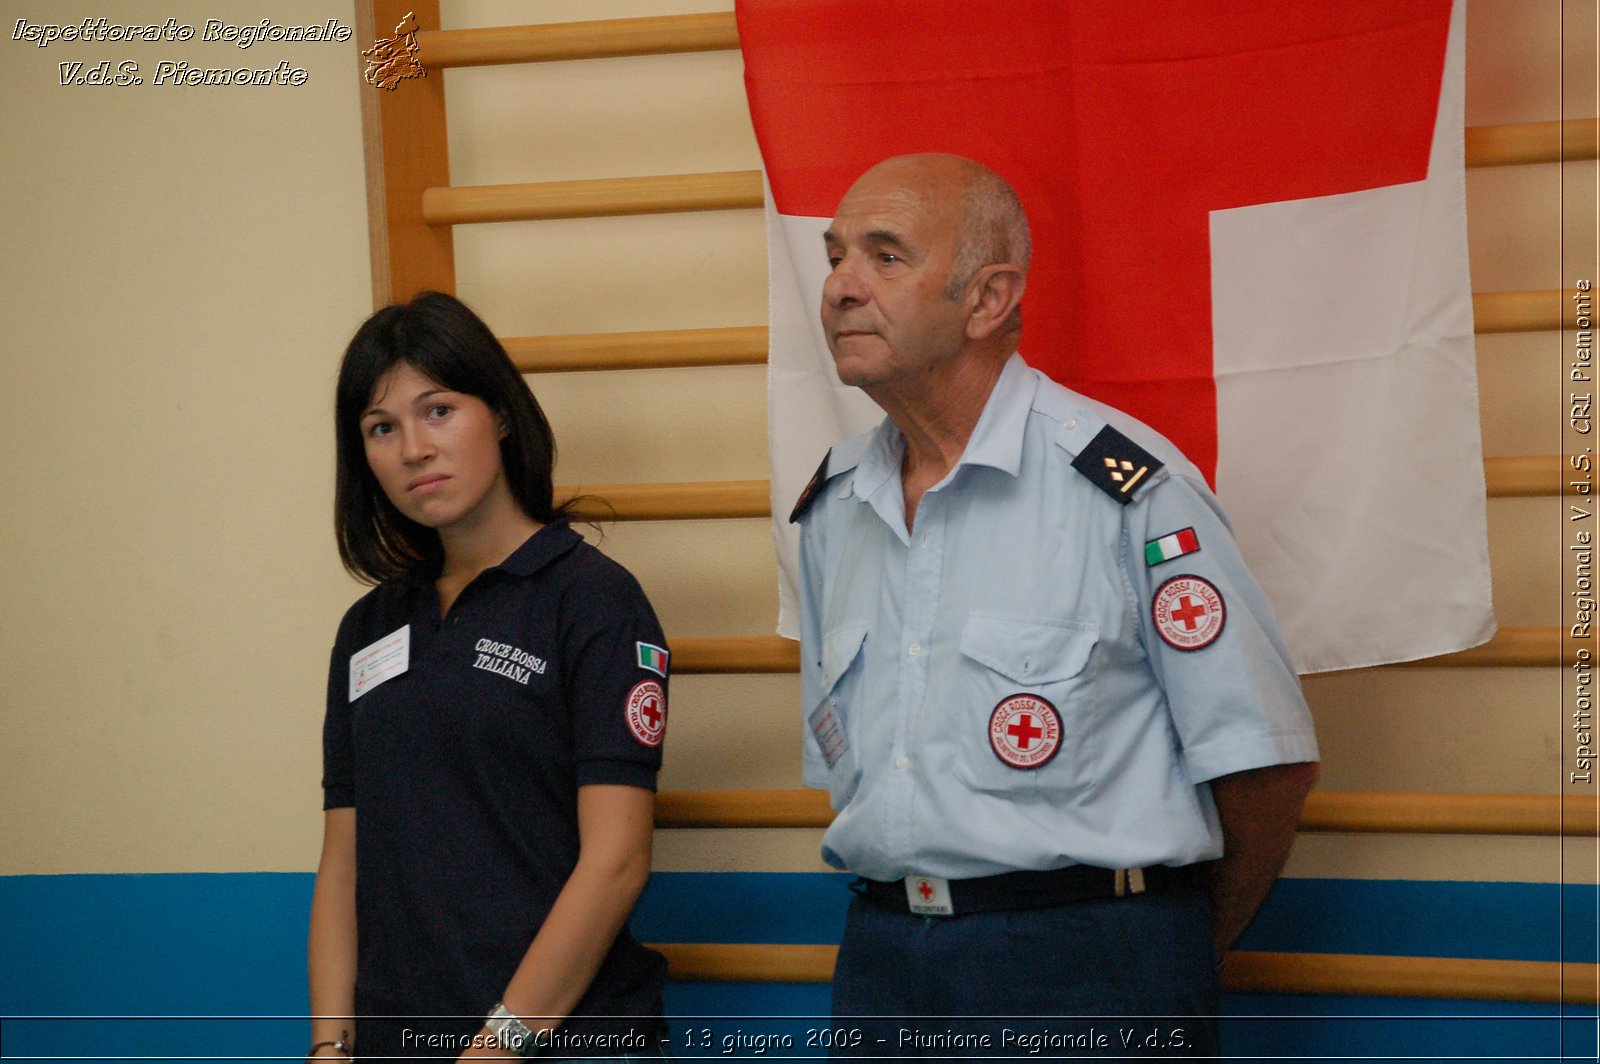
[791,154,1319,1057]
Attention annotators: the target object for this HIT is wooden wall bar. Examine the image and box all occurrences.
[653,942,1597,1004]
[418,117,1599,224]
[556,456,1561,521]
[423,171,761,226]
[360,0,454,303]
[505,290,1575,374]
[662,627,1578,675]
[416,12,740,67]
[654,788,1597,837]
[506,327,769,372]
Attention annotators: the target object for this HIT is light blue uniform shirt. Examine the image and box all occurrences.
[796,354,1319,882]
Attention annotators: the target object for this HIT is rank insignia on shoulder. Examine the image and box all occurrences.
[788,449,832,524]
[1071,425,1163,505]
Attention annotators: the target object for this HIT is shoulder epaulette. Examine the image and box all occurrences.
[788,449,833,524]
[1070,424,1164,505]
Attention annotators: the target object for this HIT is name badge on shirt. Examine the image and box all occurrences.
[807,696,848,770]
[349,625,409,702]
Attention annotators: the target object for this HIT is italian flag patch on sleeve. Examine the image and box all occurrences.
[1145,528,1200,567]
[636,642,669,677]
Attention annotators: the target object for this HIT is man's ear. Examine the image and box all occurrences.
[965,264,1026,342]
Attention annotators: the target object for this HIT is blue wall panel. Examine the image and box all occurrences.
[2,873,1595,1060]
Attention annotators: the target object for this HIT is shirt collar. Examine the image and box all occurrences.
[496,519,583,577]
[951,352,1036,477]
[408,520,582,583]
[843,353,1036,537]
[847,352,1037,501]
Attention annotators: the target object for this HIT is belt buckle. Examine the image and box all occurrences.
[904,875,953,916]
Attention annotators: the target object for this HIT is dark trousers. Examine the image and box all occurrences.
[830,884,1220,1059]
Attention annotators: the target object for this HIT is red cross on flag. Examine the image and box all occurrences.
[742,0,1494,672]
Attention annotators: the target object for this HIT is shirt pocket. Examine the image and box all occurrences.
[816,622,869,807]
[954,613,1100,794]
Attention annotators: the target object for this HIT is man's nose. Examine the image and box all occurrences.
[822,259,868,309]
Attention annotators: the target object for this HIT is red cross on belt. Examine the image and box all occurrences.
[918,879,934,901]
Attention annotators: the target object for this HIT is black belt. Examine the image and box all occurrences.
[852,863,1206,916]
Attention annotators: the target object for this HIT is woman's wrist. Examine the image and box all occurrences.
[307,1029,352,1059]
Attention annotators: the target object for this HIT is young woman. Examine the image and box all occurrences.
[308,292,670,1061]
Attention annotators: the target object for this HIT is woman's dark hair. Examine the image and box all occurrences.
[334,291,567,585]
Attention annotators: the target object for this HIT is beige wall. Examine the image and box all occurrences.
[0,0,1590,882]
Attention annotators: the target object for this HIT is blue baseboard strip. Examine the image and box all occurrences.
[3,872,1596,1060]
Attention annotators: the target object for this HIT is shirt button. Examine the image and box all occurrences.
[896,755,910,769]
[1065,418,1078,430]
[908,642,922,657]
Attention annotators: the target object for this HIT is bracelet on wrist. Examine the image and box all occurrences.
[308,1030,351,1057]
[485,1002,534,1056]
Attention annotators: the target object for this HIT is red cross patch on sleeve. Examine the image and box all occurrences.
[625,680,667,747]
[1151,575,1227,651]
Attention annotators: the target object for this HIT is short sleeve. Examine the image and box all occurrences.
[561,558,669,791]
[321,629,356,811]
[1124,473,1320,783]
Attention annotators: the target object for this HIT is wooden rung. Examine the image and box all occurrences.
[501,289,1570,375]
[660,629,1567,676]
[554,459,1561,523]
[656,789,831,829]
[416,12,740,67]
[1466,118,1600,168]
[669,636,800,674]
[1385,626,1570,668]
[1227,951,1592,1004]
[653,788,1596,837]
[422,171,762,226]
[409,123,1596,229]
[1474,289,1579,333]
[507,327,768,373]
[559,480,768,521]
[1297,791,1596,837]
[656,942,836,984]
[1483,455,1562,497]
[412,121,1597,230]
[652,942,1594,1003]
[662,628,1567,675]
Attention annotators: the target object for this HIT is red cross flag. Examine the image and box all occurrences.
[742,0,1494,672]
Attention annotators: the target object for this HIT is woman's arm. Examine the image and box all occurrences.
[307,807,357,1060]
[461,784,654,1057]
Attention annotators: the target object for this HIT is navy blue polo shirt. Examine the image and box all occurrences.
[322,521,668,1050]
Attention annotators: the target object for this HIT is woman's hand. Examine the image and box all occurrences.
[476,785,656,1048]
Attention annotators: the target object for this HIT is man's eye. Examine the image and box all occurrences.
[878,253,899,264]
[827,255,843,268]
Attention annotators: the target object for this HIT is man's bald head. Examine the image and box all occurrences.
[846,154,1030,336]
[851,154,1029,285]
